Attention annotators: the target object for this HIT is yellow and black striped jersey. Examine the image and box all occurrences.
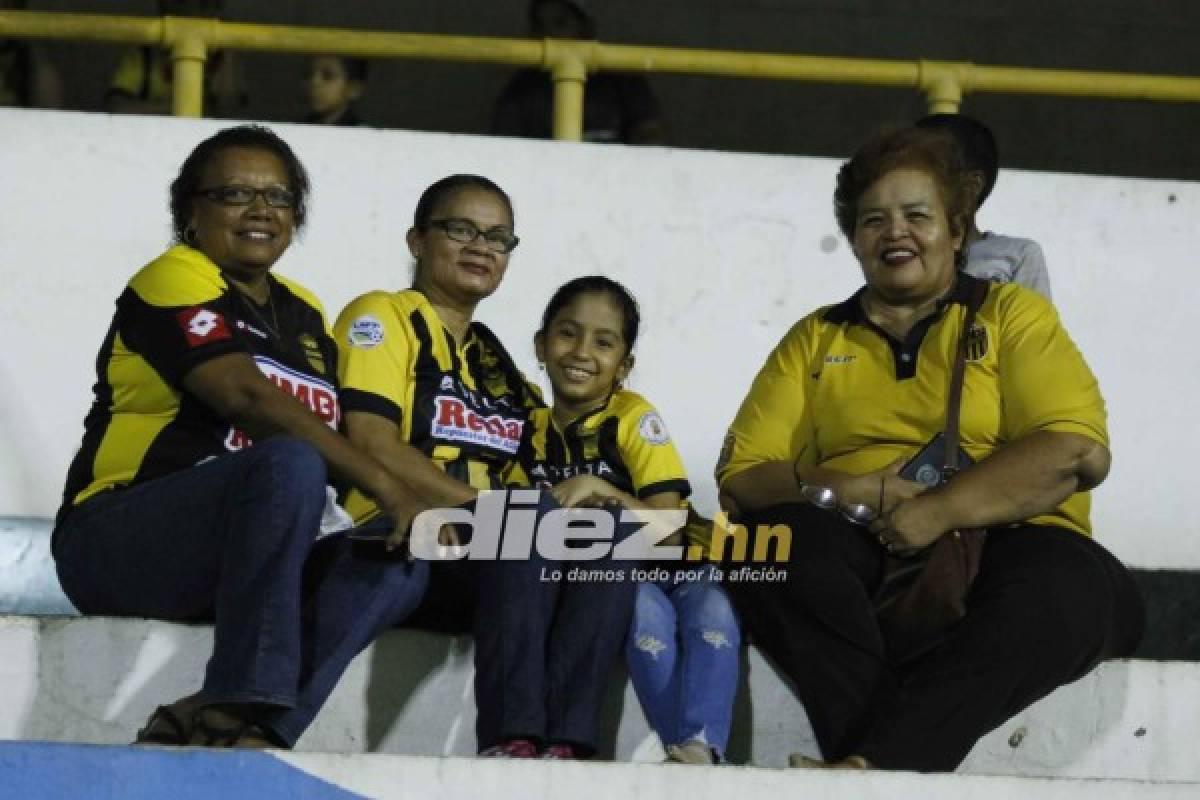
[59,245,340,517]
[507,388,691,502]
[718,274,1107,536]
[334,289,543,523]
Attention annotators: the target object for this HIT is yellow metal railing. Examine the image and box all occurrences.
[3,10,1200,140]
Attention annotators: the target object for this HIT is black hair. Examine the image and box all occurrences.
[915,113,999,208]
[169,124,310,242]
[833,125,972,243]
[338,56,369,83]
[528,0,597,39]
[412,174,514,229]
[539,275,641,357]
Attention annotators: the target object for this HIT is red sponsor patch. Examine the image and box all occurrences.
[176,307,232,347]
[432,395,523,454]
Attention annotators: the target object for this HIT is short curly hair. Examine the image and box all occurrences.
[833,126,973,241]
[169,124,310,243]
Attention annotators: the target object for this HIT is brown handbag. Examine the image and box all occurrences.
[873,280,989,664]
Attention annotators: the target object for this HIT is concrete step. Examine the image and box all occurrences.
[0,615,1191,782]
[1,740,1196,800]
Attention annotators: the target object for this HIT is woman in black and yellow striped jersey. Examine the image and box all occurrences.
[53,125,426,749]
[334,177,635,759]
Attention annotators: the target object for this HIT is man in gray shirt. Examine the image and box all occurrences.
[916,113,1051,299]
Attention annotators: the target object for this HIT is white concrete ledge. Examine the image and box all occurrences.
[4,741,1198,800]
[0,615,1188,782]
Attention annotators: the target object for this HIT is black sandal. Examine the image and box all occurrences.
[133,705,191,746]
[190,708,279,749]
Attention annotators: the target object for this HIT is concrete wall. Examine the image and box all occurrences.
[0,615,1189,782]
[1,108,1196,567]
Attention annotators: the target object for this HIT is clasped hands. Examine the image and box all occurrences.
[829,459,954,555]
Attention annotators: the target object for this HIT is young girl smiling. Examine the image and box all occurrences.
[516,275,741,764]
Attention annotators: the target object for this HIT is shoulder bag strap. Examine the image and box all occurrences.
[942,279,990,478]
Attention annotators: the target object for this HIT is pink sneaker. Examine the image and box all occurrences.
[541,743,579,760]
[479,738,539,758]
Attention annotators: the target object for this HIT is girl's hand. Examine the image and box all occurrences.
[551,475,621,508]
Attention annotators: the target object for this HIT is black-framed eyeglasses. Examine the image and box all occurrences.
[427,217,519,254]
[195,185,296,209]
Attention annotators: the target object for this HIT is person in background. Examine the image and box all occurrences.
[303,55,367,127]
[491,0,664,145]
[0,0,63,108]
[916,113,1051,298]
[105,0,245,116]
[507,276,739,763]
[717,126,1142,771]
[52,125,427,749]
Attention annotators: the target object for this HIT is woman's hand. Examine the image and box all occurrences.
[550,475,623,508]
[870,493,952,554]
[826,458,928,515]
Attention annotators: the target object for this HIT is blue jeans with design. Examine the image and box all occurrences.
[625,562,741,760]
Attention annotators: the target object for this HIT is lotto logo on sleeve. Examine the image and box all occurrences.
[176,307,232,347]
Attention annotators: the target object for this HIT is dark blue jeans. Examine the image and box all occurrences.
[52,438,427,747]
[414,492,639,754]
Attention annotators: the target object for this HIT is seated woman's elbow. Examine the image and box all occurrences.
[1075,438,1111,491]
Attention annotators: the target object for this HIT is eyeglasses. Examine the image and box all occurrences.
[195,185,297,209]
[427,217,519,254]
[799,483,877,526]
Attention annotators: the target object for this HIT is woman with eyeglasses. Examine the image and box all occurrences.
[333,177,636,759]
[52,125,429,749]
[716,126,1143,771]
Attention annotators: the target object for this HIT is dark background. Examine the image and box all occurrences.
[16,0,1200,181]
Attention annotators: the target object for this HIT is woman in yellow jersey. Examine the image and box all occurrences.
[513,276,740,764]
[53,126,425,749]
[717,126,1143,771]
[335,176,620,758]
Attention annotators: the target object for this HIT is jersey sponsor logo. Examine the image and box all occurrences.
[527,459,614,490]
[348,315,384,349]
[823,354,857,364]
[637,411,671,445]
[965,323,989,362]
[440,373,512,411]
[177,307,232,346]
[432,395,523,454]
[225,357,340,450]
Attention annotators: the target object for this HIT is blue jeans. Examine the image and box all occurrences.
[625,562,741,759]
[436,493,639,755]
[52,438,427,747]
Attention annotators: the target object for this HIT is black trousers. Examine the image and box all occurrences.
[725,503,1144,771]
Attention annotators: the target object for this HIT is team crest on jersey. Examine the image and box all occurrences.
[432,395,524,454]
[638,411,671,445]
[348,315,384,349]
[298,334,327,375]
[176,307,232,347]
[965,323,989,362]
